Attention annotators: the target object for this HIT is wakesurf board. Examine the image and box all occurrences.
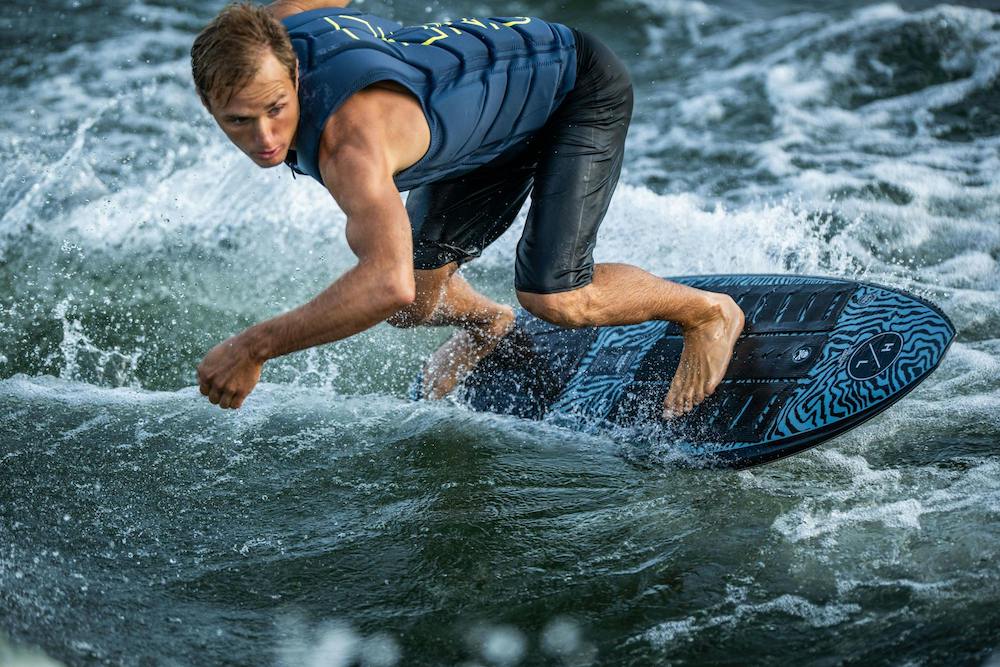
[416,274,955,468]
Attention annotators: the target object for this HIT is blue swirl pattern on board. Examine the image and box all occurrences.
[763,286,955,442]
[545,319,668,430]
[453,274,954,466]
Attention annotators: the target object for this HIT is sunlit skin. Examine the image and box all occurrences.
[195,0,744,416]
[196,35,431,410]
[206,52,300,168]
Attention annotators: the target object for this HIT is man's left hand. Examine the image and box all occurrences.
[197,334,264,409]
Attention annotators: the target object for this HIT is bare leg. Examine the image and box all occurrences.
[388,263,514,399]
[516,263,745,419]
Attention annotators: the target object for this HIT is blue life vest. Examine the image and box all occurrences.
[280,8,577,190]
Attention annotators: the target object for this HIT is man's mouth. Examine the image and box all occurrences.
[256,146,281,160]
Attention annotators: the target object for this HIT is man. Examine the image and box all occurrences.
[191,0,744,417]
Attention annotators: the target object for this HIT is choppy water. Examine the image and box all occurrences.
[2,0,999,664]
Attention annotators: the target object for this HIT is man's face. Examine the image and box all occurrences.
[209,49,299,168]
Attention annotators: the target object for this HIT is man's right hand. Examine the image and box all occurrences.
[197,332,265,409]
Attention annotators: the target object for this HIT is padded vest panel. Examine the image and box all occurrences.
[282,9,577,189]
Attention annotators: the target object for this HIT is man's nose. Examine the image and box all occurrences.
[253,120,275,146]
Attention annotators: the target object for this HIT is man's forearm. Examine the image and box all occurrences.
[240,259,411,362]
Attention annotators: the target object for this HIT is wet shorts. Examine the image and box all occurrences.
[404,28,634,294]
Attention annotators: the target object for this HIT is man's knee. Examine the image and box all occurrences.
[516,286,596,328]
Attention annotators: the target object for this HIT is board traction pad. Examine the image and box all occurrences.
[452,274,955,468]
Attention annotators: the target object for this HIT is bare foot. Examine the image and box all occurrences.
[422,307,516,399]
[662,293,745,419]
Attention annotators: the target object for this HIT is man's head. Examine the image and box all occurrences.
[191,2,300,168]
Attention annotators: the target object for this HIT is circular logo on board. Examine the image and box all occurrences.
[792,346,813,363]
[848,332,904,381]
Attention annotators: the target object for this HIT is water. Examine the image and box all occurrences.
[1,0,998,664]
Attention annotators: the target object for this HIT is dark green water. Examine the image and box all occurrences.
[2,1,999,665]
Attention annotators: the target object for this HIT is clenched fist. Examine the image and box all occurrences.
[197,334,265,409]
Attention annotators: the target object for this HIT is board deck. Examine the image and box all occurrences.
[432,274,955,468]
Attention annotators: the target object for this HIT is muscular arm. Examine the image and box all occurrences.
[197,86,429,409]
[240,87,426,362]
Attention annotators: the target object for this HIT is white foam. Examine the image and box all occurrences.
[630,1,1000,234]
[772,452,1000,546]
[644,592,861,646]
[816,449,903,489]
[773,497,925,542]
[915,341,1000,401]
[835,576,957,599]
[480,184,866,283]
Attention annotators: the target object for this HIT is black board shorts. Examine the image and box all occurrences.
[405,28,634,294]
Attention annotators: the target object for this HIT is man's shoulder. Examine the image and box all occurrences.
[317,85,430,184]
[320,84,426,150]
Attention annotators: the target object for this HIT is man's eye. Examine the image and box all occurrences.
[268,105,285,116]
[230,118,247,125]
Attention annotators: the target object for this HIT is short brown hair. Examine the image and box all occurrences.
[191,2,297,108]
